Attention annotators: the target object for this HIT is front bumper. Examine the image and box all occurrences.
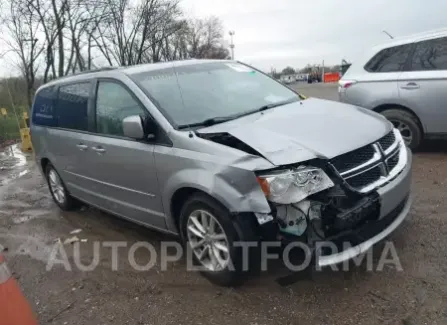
[317,148,412,267]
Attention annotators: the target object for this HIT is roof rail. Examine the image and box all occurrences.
[46,66,119,83]
[71,66,118,76]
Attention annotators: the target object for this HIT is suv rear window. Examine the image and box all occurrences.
[364,44,413,73]
[410,37,447,71]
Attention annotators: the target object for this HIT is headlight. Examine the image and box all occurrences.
[257,166,334,204]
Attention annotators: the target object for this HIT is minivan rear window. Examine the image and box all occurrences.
[364,44,413,73]
[32,86,58,127]
[57,83,90,131]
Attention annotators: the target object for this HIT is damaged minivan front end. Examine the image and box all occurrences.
[199,127,412,269]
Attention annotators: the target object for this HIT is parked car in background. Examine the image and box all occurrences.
[31,60,412,286]
[339,28,447,149]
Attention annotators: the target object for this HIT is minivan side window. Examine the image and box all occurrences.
[95,81,145,137]
[364,44,413,73]
[411,37,447,71]
[32,86,58,127]
[57,83,90,131]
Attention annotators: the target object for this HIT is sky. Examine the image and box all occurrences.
[1,0,447,75]
[182,0,447,71]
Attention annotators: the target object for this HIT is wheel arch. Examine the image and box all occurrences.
[170,187,207,229]
[163,169,271,233]
[40,157,51,173]
[372,103,425,132]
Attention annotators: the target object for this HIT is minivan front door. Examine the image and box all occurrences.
[398,37,447,134]
[78,80,166,230]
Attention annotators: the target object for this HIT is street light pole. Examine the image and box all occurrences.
[229,31,235,60]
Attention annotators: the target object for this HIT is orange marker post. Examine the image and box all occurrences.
[0,255,38,325]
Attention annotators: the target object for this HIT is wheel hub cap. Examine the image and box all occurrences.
[48,170,65,204]
[186,210,230,271]
[391,120,412,146]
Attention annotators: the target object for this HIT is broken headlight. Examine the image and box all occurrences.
[257,166,334,204]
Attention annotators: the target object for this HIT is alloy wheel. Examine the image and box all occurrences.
[48,169,66,205]
[186,210,230,271]
[390,119,412,146]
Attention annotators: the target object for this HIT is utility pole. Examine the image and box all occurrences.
[229,31,235,60]
[322,60,325,83]
[382,30,394,39]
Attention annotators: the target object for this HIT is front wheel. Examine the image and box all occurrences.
[179,193,259,286]
[381,109,422,149]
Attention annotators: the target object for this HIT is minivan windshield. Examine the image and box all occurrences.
[130,62,299,128]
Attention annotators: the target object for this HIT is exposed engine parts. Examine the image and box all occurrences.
[272,184,381,244]
[275,204,307,236]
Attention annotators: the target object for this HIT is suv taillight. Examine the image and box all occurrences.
[339,80,357,89]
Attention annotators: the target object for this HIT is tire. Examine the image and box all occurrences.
[381,109,422,149]
[179,193,260,287]
[45,163,81,211]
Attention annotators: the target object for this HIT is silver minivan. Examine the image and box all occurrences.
[31,60,412,286]
[339,28,447,149]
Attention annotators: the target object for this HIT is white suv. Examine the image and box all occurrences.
[339,28,447,149]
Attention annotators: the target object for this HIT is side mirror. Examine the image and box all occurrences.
[122,115,145,139]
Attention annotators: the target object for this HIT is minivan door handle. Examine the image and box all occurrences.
[91,146,106,154]
[76,144,88,151]
[401,82,420,90]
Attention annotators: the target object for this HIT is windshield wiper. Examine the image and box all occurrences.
[178,116,236,129]
[255,97,301,113]
[177,97,301,130]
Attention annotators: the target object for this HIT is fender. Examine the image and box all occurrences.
[162,167,271,232]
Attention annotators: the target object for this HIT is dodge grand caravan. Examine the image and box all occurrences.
[31,60,412,286]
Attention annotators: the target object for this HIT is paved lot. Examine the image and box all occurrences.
[1,84,446,325]
[293,82,340,101]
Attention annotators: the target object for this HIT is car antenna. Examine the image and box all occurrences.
[172,63,194,138]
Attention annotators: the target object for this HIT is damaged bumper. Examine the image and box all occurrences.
[317,148,413,267]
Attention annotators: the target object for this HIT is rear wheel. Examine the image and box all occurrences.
[179,193,260,286]
[45,163,80,211]
[381,109,422,149]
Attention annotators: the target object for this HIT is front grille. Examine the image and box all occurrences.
[345,165,382,188]
[330,129,404,192]
[331,144,375,174]
[378,131,395,151]
[387,152,399,171]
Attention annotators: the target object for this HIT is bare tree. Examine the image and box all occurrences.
[26,0,64,81]
[187,16,229,59]
[98,0,182,66]
[1,0,231,92]
[3,0,44,107]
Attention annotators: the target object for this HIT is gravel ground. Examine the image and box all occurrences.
[1,84,446,325]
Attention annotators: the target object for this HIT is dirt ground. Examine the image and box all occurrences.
[1,85,446,325]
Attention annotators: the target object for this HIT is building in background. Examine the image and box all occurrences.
[279,73,308,84]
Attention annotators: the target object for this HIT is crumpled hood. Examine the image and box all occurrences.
[197,98,392,166]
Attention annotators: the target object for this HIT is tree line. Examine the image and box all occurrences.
[0,0,230,108]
